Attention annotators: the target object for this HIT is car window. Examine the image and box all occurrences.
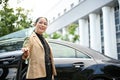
[0,41,23,53]
[50,43,75,58]
[76,51,91,58]
[50,43,91,58]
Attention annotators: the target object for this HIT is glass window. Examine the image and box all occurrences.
[50,43,75,58]
[76,50,90,58]
[115,10,119,18]
[115,18,119,25]
[119,25,120,31]
[0,40,23,53]
[64,8,67,13]
[117,47,120,53]
[116,25,119,32]
[117,33,120,38]
[50,43,90,58]
[71,3,74,8]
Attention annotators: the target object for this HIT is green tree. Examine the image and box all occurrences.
[48,23,79,43]
[61,33,70,41]
[50,32,61,39]
[0,0,32,37]
[61,23,79,42]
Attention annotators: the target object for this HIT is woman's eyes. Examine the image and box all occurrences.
[39,22,48,25]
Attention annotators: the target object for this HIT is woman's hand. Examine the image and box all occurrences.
[22,48,29,59]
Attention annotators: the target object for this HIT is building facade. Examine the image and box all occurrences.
[46,0,120,60]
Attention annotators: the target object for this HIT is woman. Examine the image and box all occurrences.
[22,17,57,80]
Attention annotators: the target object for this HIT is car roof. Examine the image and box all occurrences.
[48,39,111,60]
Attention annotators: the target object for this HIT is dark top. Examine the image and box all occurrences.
[35,33,51,64]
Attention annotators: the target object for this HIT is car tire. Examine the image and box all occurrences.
[0,68,9,80]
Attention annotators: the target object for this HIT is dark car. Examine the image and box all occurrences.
[0,28,120,80]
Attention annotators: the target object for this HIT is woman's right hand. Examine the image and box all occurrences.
[21,48,29,59]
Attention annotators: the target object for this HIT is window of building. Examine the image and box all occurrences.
[117,33,120,38]
[119,25,120,31]
[115,18,119,25]
[64,8,67,13]
[115,10,119,18]
[100,13,104,54]
[116,25,119,32]
[58,13,61,17]
[53,17,55,21]
[71,3,74,8]
[115,1,120,59]
[117,43,120,54]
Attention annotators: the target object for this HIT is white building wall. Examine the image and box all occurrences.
[46,0,80,22]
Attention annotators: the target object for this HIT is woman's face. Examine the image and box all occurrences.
[34,17,48,34]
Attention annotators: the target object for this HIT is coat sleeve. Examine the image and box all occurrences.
[22,37,32,59]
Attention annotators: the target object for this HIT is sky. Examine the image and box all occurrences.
[9,0,61,20]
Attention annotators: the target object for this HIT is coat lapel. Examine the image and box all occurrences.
[31,32,44,49]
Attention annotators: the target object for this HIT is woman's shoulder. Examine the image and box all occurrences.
[24,32,33,41]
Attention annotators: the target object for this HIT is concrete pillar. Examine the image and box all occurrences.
[62,27,66,36]
[78,19,89,47]
[89,13,102,53]
[102,6,117,59]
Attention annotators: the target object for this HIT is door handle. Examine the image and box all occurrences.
[73,62,84,68]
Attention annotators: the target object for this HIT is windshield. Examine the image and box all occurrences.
[0,40,23,53]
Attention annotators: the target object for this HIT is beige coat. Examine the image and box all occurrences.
[22,32,57,79]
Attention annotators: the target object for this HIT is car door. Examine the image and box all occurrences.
[50,42,97,80]
[0,51,22,80]
[0,39,23,80]
[16,56,28,80]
